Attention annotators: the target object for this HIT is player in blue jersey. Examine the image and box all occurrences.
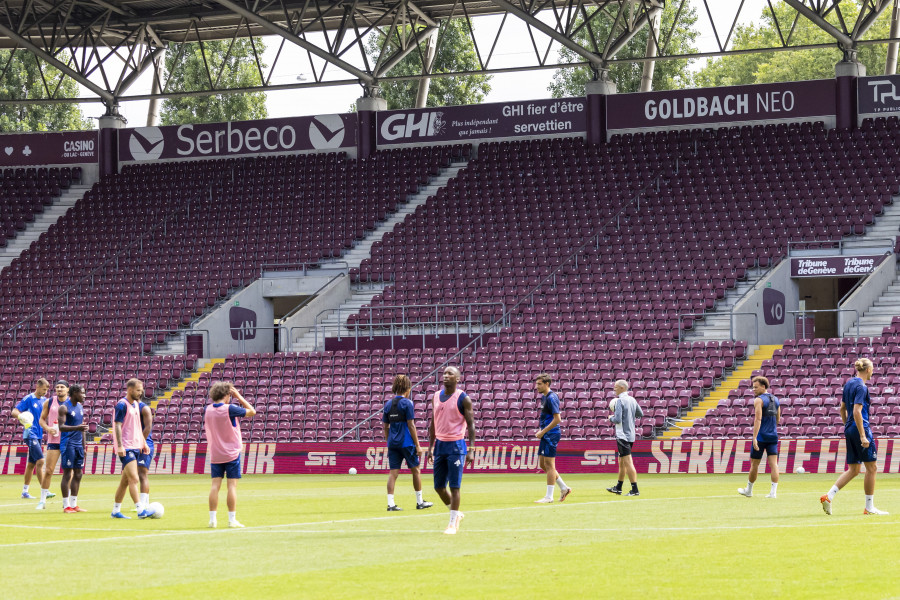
[821,358,888,515]
[11,378,50,499]
[534,374,571,503]
[129,399,154,512]
[58,384,89,513]
[382,374,433,511]
[738,376,781,499]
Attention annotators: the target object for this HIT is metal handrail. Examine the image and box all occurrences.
[730,254,786,312]
[260,261,349,277]
[789,309,859,338]
[1,194,195,347]
[230,325,289,355]
[788,238,896,256]
[278,272,346,324]
[315,317,506,352]
[729,311,760,345]
[140,328,210,355]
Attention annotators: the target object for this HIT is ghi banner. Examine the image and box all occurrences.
[118,113,357,162]
[3,439,899,474]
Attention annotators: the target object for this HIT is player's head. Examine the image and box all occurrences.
[209,381,233,402]
[35,378,49,396]
[442,366,461,387]
[751,376,769,396]
[126,378,144,401]
[535,373,551,394]
[854,357,874,380]
[55,380,69,399]
[613,379,628,395]
[392,374,411,396]
[69,384,85,404]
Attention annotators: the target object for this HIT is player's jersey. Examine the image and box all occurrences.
[433,389,467,444]
[843,376,871,434]
[383,396,415,448]
[113,399,145,450]
[15,394,45,440]
[756,393,779,443]
[540,391,561,433]
[204,403,247,464]
[46,396,62,444]
[60,400,84,447]
[139,401,153,445]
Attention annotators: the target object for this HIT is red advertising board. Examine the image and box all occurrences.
[3,439,899,475]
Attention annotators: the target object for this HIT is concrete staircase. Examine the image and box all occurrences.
[289,283,388,352]
[662,344,780,438]
[152,358,226,408]
[841,195,900,254]
[319,161,467,270]
[842,269,900,337]
[0,184,89,270]
[681,267,769,342]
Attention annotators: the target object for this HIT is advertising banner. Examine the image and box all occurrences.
[376,97,587,146]
[118,113,357,162]
[607,79,836,130]
[0,130,98,166]
[858,74,900,115]
[790,255,887,277]
[3,439,899,475]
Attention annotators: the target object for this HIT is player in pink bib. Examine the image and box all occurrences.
[36,380,68,509]
[204,381,256,528]
[426,366,476,535]
[111,379,152,519]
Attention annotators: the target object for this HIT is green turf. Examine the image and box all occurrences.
[1,473,898,599]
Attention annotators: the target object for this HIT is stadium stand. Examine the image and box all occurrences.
[0,166,80,248]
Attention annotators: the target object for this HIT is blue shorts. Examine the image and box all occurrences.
[25,438,44,463]
[845,429,877,464]
[61,443,85,470]
[118,449,141,467]
[211,457,242,479]
[47,443,60,451]
[750,441,779,460]
[388,446,420,470]
[138,441,154,470]
[433,453,465,489]
[538,431,561,457]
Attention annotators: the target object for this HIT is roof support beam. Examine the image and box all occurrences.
[781,0,854,48]
[375,25,439,77]
[212,0,375,84]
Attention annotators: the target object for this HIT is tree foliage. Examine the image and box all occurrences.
[695,2,895,88]
[160,39,268,125]
[367,19,492,110]
[0,51,91,132]
[549,3,699,97]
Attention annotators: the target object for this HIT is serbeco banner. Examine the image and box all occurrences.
[858,74,900,115]
[3,439,899,475]
[376,97,586,145]
[118,113,357,162]
[790,255,886,277]
[0,130,98,166]
[608,79,836,130]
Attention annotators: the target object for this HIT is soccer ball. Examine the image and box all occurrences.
[18,412,33,427]
[348,467,358,475]
[795,466,806,474]
[609,398,618,412]
[148,502,164,518]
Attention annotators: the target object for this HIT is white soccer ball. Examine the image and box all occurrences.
[609,397,618,412]
[348,467,358,475]
[148,502,164,518]
[18,412,33,427]
[795,466,806,474]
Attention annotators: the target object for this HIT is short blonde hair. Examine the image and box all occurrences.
[854,358,874,373]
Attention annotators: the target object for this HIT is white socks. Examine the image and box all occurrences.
[416,490,424,504]
[41,489,49,502]
[770,483,778,495]
[113,502,122,513]
[70,496,77,507]
[546,485,555,499]
[209,510,217,523]
[23,485,29,493]
[449,509,459,526]
[63,496,70,508]
[556,476,568,491]
[865,495,875,511]
[228,511,237,524]
[387,494,396,507]
[745,482,754,494]
[827,485,840,501]
[140,493,149,507]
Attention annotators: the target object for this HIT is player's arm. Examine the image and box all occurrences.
[12,402,29,428]
[406,419,423,452]
[751,397,763,450]
[113,402,126,457]
[425,418,435,465]
[462,395,476,467]
[634,401,644,419]
[839,402,848,425]
[140,405,154,439]
[536,412,560,439]
[38,400,51,430]
[610,399,622,424]
[853,403,869,447]
[229,386,256,418]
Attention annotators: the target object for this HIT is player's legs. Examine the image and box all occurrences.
[43,449,60,490]
[410,466,423,492]
[835,461,861,490]
[137,465,151,509]
[387,469,400,494]
[863,460,877,495]
[448,487,461,511]
[747,458,761,483]
[767,454,779,483]
[544,456,557,485]
[226,478,238,511]
[71,469,83,496]
[115,460,140,504]
[209,477,224,510]
[60,469,72,502]
[622,454,637,484]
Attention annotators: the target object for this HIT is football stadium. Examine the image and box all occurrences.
[2,0,900,597]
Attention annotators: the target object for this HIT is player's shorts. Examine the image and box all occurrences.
[750,441,779,460]
[137,440,155,470]
[211,456,242,479]
[61,443,85,470]
[616,439,633,457]
[388,446,420,470]
[845,428,877,464]
[118,449,141,467]
[538,431,561,457]
[25,438,44,463]
[433,453,465,489]
[47,443,60,451]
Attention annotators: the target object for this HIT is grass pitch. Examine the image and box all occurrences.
[1,473,898,599]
